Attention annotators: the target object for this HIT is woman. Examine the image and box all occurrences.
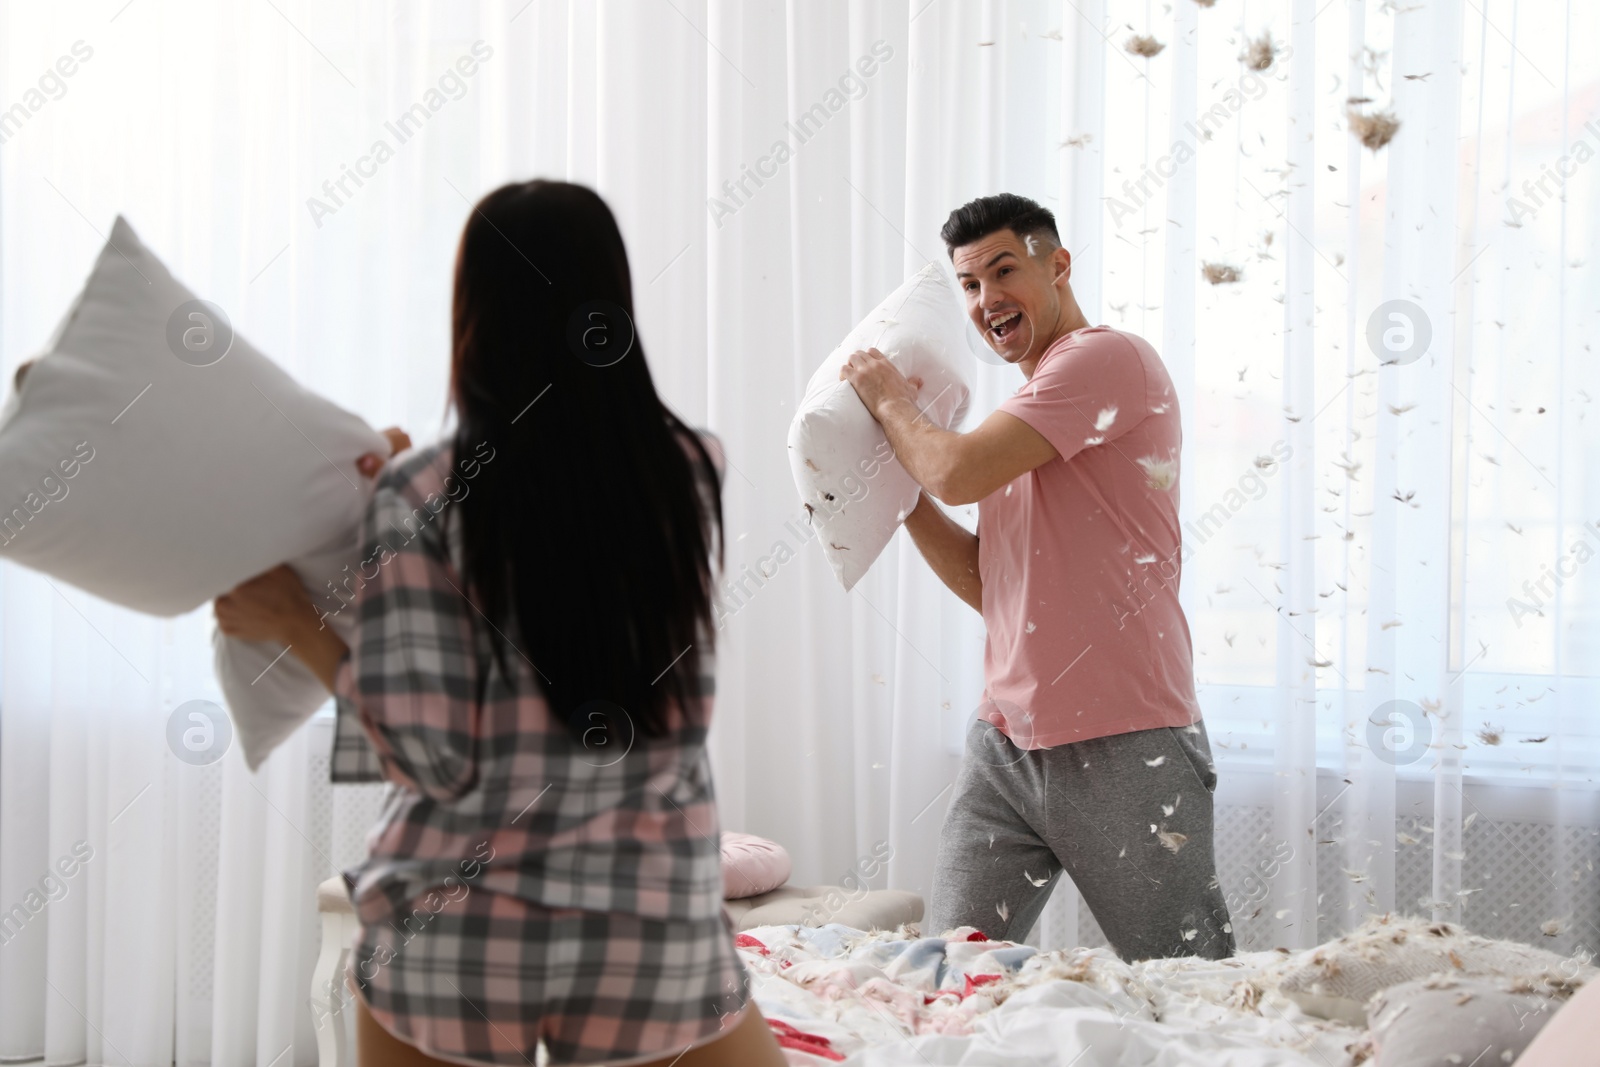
[214,181,785,1067]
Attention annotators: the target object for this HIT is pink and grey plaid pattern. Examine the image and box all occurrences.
[356,893,750,1066]
[329,433,745,1065]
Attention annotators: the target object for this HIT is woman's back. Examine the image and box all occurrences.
[326,427,754,1065]
[331,427,727,926]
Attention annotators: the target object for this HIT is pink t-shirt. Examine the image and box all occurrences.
[977,325,1201,748]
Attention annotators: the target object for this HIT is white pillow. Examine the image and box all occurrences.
[1366,976,1566,1067]
[1271,916,1594,1026]
[0,216,388,769]
[786,263,970,590]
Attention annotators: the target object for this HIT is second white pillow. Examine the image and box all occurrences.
[787,263,970,590]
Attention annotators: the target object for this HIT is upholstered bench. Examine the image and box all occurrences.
[310,875,925,1067]
[722,883,924,932]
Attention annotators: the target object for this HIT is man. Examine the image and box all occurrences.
[839,193,1233,961]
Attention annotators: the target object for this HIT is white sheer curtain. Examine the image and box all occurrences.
[1,1,1596,1063]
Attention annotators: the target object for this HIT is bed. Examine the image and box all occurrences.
[734,916,1594,1066]
[310,865,1589,1066]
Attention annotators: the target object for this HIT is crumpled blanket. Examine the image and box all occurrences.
[735,924,1366,1067]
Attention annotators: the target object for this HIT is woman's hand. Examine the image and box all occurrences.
[839,348,922,422]
[214,563,319,646]
[214,563,351,691]
[213,424,407,690]
[356,426,412,478]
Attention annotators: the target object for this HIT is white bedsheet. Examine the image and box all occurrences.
[735,925,1364,1067]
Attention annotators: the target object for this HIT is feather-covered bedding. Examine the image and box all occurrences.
[736,917,1590,1066]
[738,923,1363,1065]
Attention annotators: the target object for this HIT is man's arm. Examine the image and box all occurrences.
[876,402,1057,507]
[837,347,1058,507]
[903,491,982,613]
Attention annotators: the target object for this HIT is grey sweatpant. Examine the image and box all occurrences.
[927,718,1235,961]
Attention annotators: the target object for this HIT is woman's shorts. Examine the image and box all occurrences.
[348,888,752,1066]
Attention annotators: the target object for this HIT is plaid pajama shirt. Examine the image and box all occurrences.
[329,433,747,1066]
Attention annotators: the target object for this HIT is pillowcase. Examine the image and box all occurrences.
[786,263,970,590]
[1272,916,1593,1026]
[1366,975,1567,1067]
[0,216,388,768]
[721,831,793,899]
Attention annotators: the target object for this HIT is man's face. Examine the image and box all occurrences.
[951,229,1068,366]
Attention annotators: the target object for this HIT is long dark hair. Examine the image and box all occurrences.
[448,180,723,742]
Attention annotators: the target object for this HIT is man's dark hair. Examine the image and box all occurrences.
[940,193,1060,256]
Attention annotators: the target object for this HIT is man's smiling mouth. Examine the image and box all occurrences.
[988,310,1022,341]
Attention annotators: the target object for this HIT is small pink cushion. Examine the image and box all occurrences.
[720,832,792,899]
